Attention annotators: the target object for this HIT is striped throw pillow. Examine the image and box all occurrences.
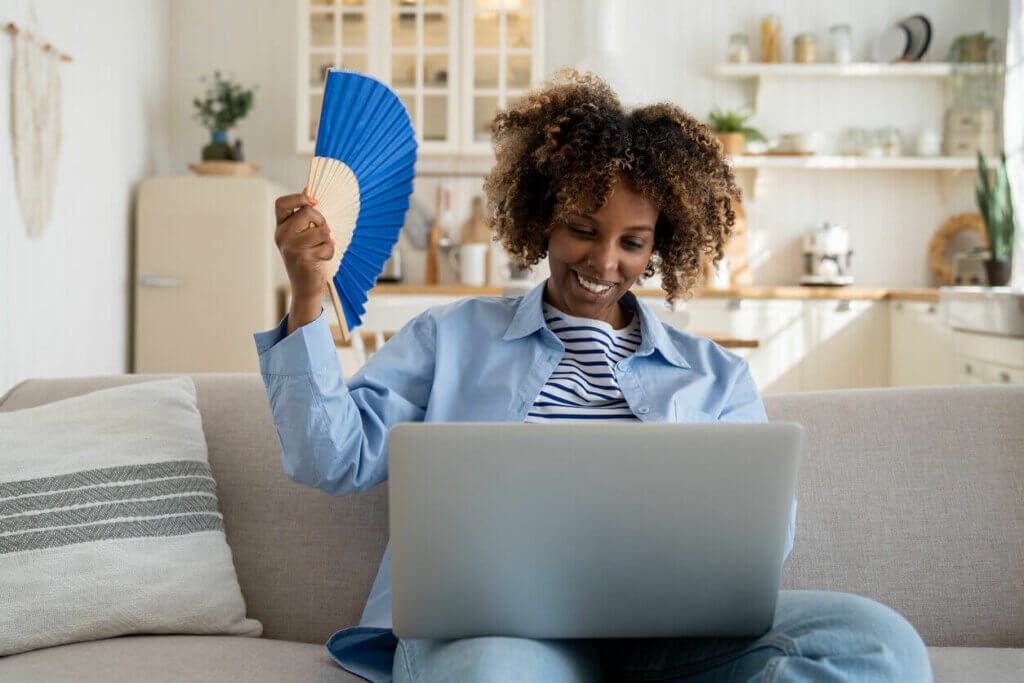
[0,376,262,656]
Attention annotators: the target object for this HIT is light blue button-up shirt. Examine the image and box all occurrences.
[253,278,797,683]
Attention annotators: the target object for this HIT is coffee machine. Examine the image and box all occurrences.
[800,222,854,286]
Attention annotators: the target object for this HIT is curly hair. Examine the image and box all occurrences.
[482,68,741,306]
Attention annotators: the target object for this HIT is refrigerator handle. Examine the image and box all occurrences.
[138,276,185,287]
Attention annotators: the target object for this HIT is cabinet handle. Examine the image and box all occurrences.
[835,300,851,312]
[138,277,185,287]
[963,363,973,374]
[927,305,937,314]
[726,298,743,311]
[999,371,1011,383]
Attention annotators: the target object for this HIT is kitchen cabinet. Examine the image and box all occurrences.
[889,300,956,386]
[801,299,890,392]
[297,0,545,155]
[952,330,1024,386]
[675,298,810,395]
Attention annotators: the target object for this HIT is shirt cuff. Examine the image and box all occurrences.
[252,307,337,376]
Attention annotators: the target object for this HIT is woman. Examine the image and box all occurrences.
[254,70,932,682]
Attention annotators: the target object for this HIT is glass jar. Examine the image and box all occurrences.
[878,126,903,157]
[760,14,781,63]
[794,33,817,63]
[728,33,750,63]
[829,24,852,64]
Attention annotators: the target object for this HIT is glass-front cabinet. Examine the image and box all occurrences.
[297,0,544,155]
[463,0,538,151]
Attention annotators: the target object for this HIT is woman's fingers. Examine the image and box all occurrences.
[274,190,317,225]
[275,206,330,248]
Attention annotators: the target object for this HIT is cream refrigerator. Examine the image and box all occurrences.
[134,176,290,373]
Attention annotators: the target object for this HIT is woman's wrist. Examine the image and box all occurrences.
[287,295,323,336]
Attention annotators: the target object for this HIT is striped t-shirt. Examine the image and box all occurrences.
[525,301,642,422]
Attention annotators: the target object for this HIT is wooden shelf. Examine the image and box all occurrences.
[713,62,1001,78]
[730,155,988,170]
[727,155,994,200]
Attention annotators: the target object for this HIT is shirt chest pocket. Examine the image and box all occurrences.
[671,404,718,423]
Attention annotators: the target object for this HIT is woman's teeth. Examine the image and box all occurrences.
[575,271,612,293]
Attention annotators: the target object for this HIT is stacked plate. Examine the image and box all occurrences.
[872,14,932,63]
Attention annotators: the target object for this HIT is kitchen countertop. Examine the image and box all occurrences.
[330,325,759,350]
[362,284,942,303]
[287,283,942,302]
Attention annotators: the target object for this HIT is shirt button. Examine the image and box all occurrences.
[617,362,630,373]
[637,406,650,414]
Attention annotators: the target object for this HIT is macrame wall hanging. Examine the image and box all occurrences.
[4,18,72,240]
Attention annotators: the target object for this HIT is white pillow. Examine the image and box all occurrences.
[0,376,262,656]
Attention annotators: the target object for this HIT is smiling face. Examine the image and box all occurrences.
[544,174,659,329]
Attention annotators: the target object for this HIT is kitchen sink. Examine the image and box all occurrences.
[939,286,1024,336]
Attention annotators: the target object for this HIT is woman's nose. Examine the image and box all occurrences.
[586,241,619,276]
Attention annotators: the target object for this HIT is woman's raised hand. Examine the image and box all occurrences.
[274,190,336,301]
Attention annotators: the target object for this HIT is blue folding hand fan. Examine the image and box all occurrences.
[303,69,417,342]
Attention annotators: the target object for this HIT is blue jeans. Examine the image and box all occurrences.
[392,590,933,682]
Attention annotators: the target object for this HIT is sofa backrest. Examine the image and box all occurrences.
[767,384,1024,648]
[2,375,1021,647]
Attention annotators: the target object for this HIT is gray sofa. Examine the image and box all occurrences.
[1,374,1022,682]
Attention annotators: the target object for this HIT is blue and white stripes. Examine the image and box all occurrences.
[525,302,642,422]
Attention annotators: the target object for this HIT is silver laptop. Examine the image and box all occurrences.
[388,421,803,640]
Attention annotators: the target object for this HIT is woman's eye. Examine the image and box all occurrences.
[624,241,644,249]
[569,226,592,236]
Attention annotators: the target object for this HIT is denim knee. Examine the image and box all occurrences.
[785,591,933,682]
[394,636,602,683]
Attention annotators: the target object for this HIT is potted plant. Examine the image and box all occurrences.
[949,32,999,64]
[975,151,1015,286]
[192,69,258,162]
[708,106,765,156]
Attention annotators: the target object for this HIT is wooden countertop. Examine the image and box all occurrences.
[290,283,941,302]
[331,325,759,349]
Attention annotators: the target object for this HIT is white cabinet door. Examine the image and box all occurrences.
[675,298,810,395]
[890,301,956,386]
[803,299,890,391]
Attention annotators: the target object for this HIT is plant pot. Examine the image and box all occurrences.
[714,132,745,156]
[984,258,1012,286]
[202,130,233,161]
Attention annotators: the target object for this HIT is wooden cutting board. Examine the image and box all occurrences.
[700,195,751,286]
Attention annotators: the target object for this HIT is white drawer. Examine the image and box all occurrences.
[980,361,1024,385]
[953,331,1024,367]
[955,358,986,383]
[955,357,1024,385]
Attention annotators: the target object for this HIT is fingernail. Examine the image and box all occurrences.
[327,225,332,233]
[309,197,318,205]
[331,238,336,245]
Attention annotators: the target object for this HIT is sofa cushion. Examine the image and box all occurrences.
[926,646,1024,682]
[0,377,261,656]
[0,373,390,647]
[766,385,1024,648]
[0,635,359,682]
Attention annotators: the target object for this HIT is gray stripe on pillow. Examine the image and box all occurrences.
[0,513,225,555]
[0,460,213,499]
[0,477,217,515]
[1,494,221,534]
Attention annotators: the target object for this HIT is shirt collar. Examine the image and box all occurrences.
[502,278,691,369]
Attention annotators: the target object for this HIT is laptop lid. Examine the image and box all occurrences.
[389,421,802,640]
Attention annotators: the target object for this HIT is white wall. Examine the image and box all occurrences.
[0,0,171,396]
[166,0,1009,289]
